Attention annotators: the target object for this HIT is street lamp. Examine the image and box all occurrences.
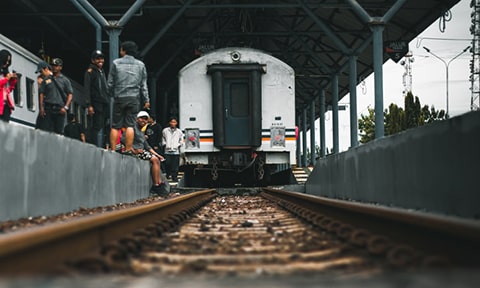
[423,45,471,118]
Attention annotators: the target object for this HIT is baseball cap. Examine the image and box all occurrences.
[51,58,63,66]
[91,50,104,59]
[35,61,51,73]
[137,110,150,118]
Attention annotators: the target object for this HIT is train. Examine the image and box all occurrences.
[0,33,86,128]
[179,47,297,187]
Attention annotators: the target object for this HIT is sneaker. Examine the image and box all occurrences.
[150,183,169,197]
[122,150,135,157]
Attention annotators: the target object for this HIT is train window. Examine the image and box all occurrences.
[26,77,35,111]
[13,73,22,107]
[230,82,249,117]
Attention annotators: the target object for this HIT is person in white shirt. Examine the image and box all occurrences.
[162,116,184,181]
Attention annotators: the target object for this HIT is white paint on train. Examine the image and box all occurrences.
[0,33,85,128]
[179,47,297,186]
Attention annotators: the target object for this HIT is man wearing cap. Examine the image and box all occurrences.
[84,50,109,147]
[108,41,150,153]
[121,110,168,196]
[37,58,73,134]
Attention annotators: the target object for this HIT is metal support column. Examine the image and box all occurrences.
[310,99,316,165]
[76,0,146,64]
[319,90,326,158]
[106,28,121,134]
[70,0,102,50]
[347,0,407,139]
[302,109,308,167]
[75,0,146,143]
[371,23,385,138]
[149,75,157,117]
[296,114,302,166]
[349,56,359,147]
[331,74,339,154]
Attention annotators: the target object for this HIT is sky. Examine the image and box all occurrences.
[316,0,473,153]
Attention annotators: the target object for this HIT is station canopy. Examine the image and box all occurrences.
[2,0,461,123]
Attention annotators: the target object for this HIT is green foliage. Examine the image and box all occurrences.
[404,92,416,128]
[358,107,376,144]
[421,105,446,123]
[358,92,447,144]
[385,103,405,135]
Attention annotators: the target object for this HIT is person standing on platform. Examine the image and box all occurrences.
[84,50,109,147]
[64,113,86,142]
[35,74,48,130]
[162,116,184,182]
[108,41,150,153]
[37,58,73,135]
[0,49,17,123]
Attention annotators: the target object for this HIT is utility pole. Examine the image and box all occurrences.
[400,51,414,97]
[471,0,480,111]
[423,46,471,117]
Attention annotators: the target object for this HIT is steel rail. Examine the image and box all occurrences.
[262,188,480,267]
[0,189,216,276]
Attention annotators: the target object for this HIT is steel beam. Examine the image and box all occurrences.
[310,99,316,165]
[140,0,194,58]
[70,0,102,51]
[349,56,359,148]
[331,74,339,153]
[319,89,326,158]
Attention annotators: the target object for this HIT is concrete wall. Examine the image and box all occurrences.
[306,111,480,219]
[0,122,151,221]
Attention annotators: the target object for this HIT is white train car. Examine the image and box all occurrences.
[179,47,297,187]
[0,33,42,127]
[0,33,86,128]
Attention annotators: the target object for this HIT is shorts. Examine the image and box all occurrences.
[111,97,139,129]
[137,150,153,160]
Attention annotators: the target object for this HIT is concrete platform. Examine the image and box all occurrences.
[306,111,480,219]
[0,121,151,221]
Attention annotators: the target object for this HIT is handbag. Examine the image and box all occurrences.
[51,77,68,104]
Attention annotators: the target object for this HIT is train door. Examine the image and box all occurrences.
[208,63,264,148]
[223,77,250,146]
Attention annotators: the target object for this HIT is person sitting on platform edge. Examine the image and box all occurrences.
[143,113,164,171]
[121,110,168,196]
[64,113,86,142]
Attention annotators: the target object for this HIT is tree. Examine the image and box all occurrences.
[385,103,405,135]
[358,92,446,144]
[404,92,423,129]
[358,107,376,143]
[421,105,446,124]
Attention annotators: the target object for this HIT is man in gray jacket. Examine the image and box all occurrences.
[108,41,150,152]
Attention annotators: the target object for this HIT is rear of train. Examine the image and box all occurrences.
[179,47,297,187]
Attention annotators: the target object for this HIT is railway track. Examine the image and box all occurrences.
[1,188,479,278]
[0,189,216,275]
